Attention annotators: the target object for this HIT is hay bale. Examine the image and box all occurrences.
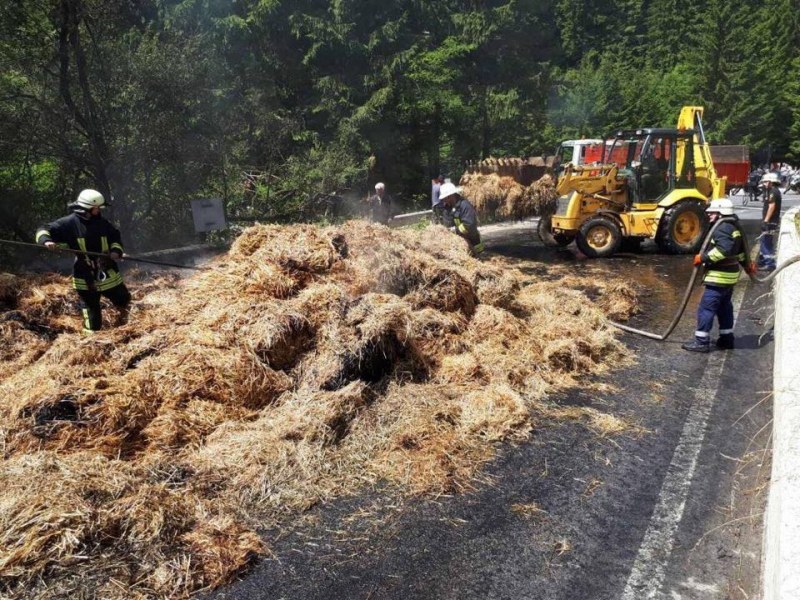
[0,220,640,599]
[140,344,293,410]
[230,224,338,273]
[180,517,264,588]
[459,173,522,220]
[408,267,478,316]
[458,173,557,221]
[457,384,529,441]
[436,352,483,384]
[594,281,640,321]
[471,265,520,309]
[525,173,558,216]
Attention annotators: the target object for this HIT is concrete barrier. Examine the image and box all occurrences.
[763,206,800,599]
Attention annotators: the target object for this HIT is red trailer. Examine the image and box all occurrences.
[710,145,749,193]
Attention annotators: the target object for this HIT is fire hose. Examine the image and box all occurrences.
[0,238,206,271]
[609,218,800,340]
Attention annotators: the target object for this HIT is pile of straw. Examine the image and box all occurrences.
[0,220,636,599]
[459,173,558,221]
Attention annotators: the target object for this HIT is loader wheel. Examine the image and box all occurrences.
[537,214,574,247]
[576,215,622,258]
[656,200,708,254]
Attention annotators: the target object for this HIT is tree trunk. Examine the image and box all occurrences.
[58,0,113,207]
[480,85,490,158]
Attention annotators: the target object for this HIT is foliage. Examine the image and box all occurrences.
[0,0,797,250]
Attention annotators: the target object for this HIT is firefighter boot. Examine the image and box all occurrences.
[715,334,735,350]
[681,339,710,353]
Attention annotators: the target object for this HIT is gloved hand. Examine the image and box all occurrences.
[746,263,758,275]
[110,250,123,261]
[693,254,702,267]
[44,241,56,250]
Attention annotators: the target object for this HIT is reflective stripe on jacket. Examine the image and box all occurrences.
[449,198,481,247]
[36,212,126,291]
[701,219,745,287]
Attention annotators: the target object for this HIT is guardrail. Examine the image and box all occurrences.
[763,206,800,599]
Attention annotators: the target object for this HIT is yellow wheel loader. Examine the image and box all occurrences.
[540,106,727,258]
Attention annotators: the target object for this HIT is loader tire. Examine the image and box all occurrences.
[537,214,574,247]
[576,215,622,258]
[656,200,708,254]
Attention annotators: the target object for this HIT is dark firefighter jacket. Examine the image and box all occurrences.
[443,197,483,251]
[36,213,125,292]
[700,218,746,287]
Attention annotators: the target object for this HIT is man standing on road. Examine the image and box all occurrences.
[757,172,782,272]
[437,182,485,256]
[682,198,752,353]
[36,189,131,333]
[431,175,444,224]
[367,182,393,225]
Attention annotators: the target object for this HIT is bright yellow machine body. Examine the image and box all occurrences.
[545,106,727,257]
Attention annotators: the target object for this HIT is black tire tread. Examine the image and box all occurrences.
[655,200,708,254]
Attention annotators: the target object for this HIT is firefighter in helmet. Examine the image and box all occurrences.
[36,189,131,333]
[437,182,485,256]
[681,197,753,352]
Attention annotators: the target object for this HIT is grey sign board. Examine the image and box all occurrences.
[190,198,227,232]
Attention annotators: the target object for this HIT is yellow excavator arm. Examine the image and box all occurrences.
[677,106,726,199]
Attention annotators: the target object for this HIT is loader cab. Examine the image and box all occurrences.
[604,128,696,206]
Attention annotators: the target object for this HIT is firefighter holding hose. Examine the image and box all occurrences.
[681,197,754,353]
[437,182,485,256]
[35,189,131,333]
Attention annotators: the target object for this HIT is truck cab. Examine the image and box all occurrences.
[553,139,605,178]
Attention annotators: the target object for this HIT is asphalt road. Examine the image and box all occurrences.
[208,192,798,600]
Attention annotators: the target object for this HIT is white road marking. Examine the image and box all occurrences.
[678,577,721,593]
[621,284,746,600]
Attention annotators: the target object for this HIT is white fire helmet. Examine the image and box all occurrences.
[438,182,461,202]
[75,189,107,210]
[761,172,780,184]
[706,197,734,216]
[375,182,385,191]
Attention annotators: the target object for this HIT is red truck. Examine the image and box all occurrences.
[709,145,750,194]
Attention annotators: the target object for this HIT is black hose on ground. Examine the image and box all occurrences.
[608,217,800,340]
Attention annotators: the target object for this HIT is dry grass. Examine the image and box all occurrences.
[459,173,558,221]
[0,220,637,598]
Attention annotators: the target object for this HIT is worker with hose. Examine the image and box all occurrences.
[437,182,485,256]
[757,172,782,272]
[681,197,754,353]
[35,189,132,333]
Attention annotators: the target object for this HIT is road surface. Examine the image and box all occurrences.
[207,192,798,600]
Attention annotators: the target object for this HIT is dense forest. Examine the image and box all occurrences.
[1,0,798,250]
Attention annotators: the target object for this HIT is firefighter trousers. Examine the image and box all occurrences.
[758,226,778,270]
[694,284,734,344]
[76,284,131,332]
